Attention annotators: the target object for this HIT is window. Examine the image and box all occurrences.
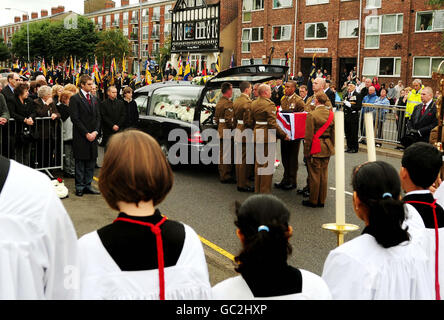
[339,20,359,38]
[153,7,160,21]
[242,27,264,52]
[123,27,128,36]
[241,59,251,66]
[381,14,403,34]
[123,12,129,25]
[142,26,149,40]
[362,57,401,77]
[364,15,380,49]
[98,16,103,27]
[306,0,329,5]
[142,9,149,22]
[272,25,292,41]
[165,5,172,20]
[366,0,381,8]
[305,22,328,40]
[152,24,160,38]
[413,57,444,77]
[196,22,206,39]
[416,10,444,32]
[242,0,252,22]
[164,23,171,38]
[153,42,160,54]
[114,13,120,25]
[106,15,111,27]
[151,87,200,123]
[273,0,292,8]
[271,58,288,66]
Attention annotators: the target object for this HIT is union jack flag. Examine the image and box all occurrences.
[276,110,307,140]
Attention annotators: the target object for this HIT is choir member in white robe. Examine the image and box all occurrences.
[322,161,434,300]
[212,195,332,300]
[78,130,212,300]
[401,142,444,300]
[0,156,79,299]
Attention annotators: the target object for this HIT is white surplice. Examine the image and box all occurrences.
[322,231,434,300]
[404,191,444,299]
[78,223,212,300]
[0,160,79,299]
[212,270,332,300]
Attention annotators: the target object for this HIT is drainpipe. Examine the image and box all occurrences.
[357,0,362,77]
[292,0,298,77]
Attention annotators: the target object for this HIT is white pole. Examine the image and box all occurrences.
[365,112,377,162]
[335,111,346,226]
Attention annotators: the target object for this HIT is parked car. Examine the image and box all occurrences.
[133,65,289,165]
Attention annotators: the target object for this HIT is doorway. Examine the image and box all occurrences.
[338,57,357,88]
[300,57,332,85]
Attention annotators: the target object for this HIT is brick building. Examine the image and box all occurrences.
[84,0,174,74]
[237,0,444,89]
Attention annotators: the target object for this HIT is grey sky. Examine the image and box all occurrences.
[0,0,140,26]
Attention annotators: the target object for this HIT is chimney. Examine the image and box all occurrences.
[105,1,115,9]
[58,5,65,13]
[22,14,28,21]
[121,0,129,7]
[14,16,21,23]
[41,10,48,17]
[51,7,58,15]
[31,12,38,19]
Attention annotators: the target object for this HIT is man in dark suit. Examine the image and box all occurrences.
[343,83,362,153]
[403,87,437,147]
[298,85,309,104]
[2,73,20,107]
[271,78,284,106]
[69,75,101,197]
[324,80,336,108]
[100,86,126,149]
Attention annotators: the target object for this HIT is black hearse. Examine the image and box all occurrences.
[133,65,288,165]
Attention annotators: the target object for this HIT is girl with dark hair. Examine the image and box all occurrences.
[322,161,433,299]
[212,194,331,299]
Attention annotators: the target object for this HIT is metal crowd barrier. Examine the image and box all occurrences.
[0,117,63,177]
[336,102,407,147]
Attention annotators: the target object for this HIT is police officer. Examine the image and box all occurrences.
[343,82,362,153]
[215,82,235,183]
[233,81,254,192]
[303,92,335,208]
[252,84,290,194]
[275,80,305,190]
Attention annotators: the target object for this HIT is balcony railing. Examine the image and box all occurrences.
[130,18,139,24]
[152,14,160,22]
[112,21,119,27]
[142,16,149,23]
[130,33,139,41]
[151,32,159,39]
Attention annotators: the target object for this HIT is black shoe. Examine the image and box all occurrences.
[274,182,286,189]
[237,186,254,192]
[346,148,358,153]
[303,190,310,198]
[221,178,236,184]
[302,200,317,208]
[297,186,309,194]
[281,184,297,190]
[83,187,100,195]
[75,190,83,197]
[317,203,325,208]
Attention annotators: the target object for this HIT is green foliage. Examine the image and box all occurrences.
[95,29,130,67]
[155,38,171,74]
[11,16,98,61]
[0,38,10,62]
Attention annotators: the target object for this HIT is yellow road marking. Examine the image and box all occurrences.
[92,176,236,262]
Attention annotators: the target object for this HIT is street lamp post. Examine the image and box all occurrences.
[5,8,30,63]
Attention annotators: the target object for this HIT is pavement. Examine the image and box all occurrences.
[60,145,402,286]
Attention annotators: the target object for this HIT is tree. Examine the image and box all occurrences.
[0,38,10,62]
[95,29,130,68]
[11,16,99,62]
[155,38,171,75]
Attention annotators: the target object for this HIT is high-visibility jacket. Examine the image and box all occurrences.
[405,85,424,118]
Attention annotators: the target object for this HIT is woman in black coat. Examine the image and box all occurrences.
[9,83,36,166]
[122,87,139,129]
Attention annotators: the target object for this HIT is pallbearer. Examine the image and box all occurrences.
[252,84,290,194]
[303,92,335,208]
[233,81,254,192]
[214,82,235,183]
[275,80,306,191]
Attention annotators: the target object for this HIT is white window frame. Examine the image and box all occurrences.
[415,10,444,33]
[153,42,160,54]
[123,12,129,25]
[306,0,329,6]
[380,14,403,35]
[364,15,380,49]
[273,0,292,9]
[123,27,129,36]
[106,15,111,27]
[114,13,120,25]
[142,26,149,40]
[362,57,402,77]
[272,25,292,41]
[196,21,206,39]
[241,59,251,66]
[412,56,444,78]
[339,19,359,38]
[304,22,328,40]
[365,0,381,9]
[165,5,172,20]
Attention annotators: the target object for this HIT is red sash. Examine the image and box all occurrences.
[405,200,441,300]
[310,110,334,155]
[113,216,168,300]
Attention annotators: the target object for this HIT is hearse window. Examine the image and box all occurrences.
[151,86,199,123]
[134,95,148,115]
[201,87,242,125]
